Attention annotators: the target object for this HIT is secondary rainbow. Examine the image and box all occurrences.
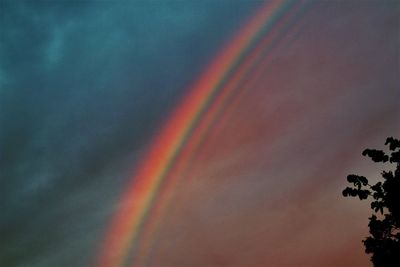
[93,1,303,266]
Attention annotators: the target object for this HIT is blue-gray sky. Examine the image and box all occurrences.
[1,1,259,266]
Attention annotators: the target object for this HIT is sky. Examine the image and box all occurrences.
[0,0,399,267]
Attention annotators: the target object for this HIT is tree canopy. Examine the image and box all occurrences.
[343,137,400,267]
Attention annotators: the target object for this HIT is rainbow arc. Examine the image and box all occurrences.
[93,1,309,266]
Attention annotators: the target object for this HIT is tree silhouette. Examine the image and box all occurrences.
[343,137,400,267]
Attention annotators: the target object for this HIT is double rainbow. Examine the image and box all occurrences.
[94,0,308,266]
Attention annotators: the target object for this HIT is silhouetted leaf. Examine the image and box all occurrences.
[362,149,389,163]
[390,151,400,163]
[359,176,369,186]
[347,174,357,183]
[385,137,400,151]
[358,189,370,200]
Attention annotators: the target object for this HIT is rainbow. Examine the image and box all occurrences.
[94,0,308,266]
